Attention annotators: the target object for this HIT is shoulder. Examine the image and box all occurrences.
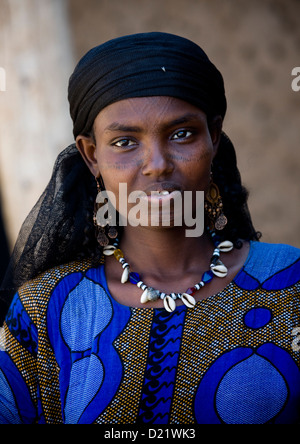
[235,241,300,290]
[16,259,104,323]
[247,241,300,265]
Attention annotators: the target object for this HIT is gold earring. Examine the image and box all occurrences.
[93,177,118,247]
[205,180,228,231]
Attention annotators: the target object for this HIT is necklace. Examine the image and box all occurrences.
[103,231,234,312]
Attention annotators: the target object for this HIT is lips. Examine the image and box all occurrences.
[151,190,170,196]
[143,190,182,203]
[142,182,182,197]
[125,182,185,227]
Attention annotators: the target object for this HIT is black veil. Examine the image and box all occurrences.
[0,144,101,322]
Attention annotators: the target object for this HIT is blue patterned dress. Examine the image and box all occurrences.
[0,241,300,424]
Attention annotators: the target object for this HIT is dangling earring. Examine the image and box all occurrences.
[205,178,228,231]
[93,177,118,247]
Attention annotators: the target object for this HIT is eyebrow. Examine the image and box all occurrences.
[163,113,204,130]
[104,112,204,133]
[104,122,142,133]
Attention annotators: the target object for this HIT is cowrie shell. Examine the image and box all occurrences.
[140,289,149,304]
[217,240,234,252]
[211,263,228,277]
[140,287,160,303]
[103,246,117,256]
[163,295,176,313]
[181,293,196,308]
[121,267,130,283]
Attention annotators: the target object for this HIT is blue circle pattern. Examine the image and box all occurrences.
[215,354,288,424]
[194,303,300,424]
[194,342,300,424]
[244,307,272,329]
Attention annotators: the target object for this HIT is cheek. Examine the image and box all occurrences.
[100,165,142,195]
[99,157,143,174]
[98,158,141,214]
[96,145,144,175]
[176,145,213,189]
[171,132,214,163]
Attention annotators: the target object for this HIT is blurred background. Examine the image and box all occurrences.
[0,0,300,280]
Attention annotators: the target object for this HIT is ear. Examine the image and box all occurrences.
[208,115,223,158]
[76,135,100,178]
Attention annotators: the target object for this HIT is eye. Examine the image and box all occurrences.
[171,129,193,140]
[112,138,136,148]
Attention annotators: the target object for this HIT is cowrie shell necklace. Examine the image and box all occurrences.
[103,231,234,313]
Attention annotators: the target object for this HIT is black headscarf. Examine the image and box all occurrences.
[0,32,258,323]
[68,32,227,138]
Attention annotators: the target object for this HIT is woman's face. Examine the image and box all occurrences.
[77,96,222,229]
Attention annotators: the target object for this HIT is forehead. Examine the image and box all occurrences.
[93,96,207,131]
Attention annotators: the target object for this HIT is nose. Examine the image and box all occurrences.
[141,141,174,178]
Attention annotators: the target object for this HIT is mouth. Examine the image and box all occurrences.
[125,182,185,227]
[141,182,183,199]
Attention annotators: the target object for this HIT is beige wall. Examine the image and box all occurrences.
[1,0,300,248]
[0,0,74,246]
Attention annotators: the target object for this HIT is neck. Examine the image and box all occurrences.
[119,226,213,276]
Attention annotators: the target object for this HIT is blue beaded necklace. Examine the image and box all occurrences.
[103,230,234,312]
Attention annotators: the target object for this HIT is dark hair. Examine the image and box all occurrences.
[212,132,261,248]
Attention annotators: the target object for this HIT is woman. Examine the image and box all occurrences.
[0,32,299,424]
